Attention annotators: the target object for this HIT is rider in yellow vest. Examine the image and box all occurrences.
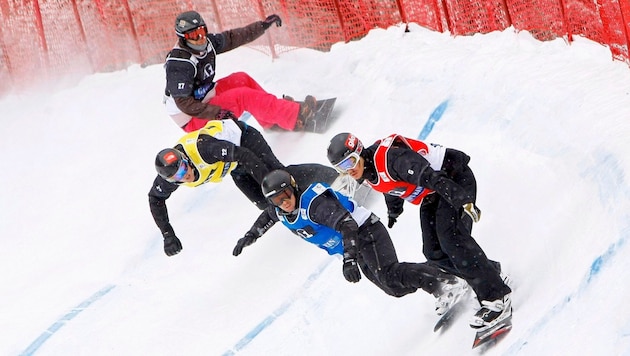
[149,119,284,256]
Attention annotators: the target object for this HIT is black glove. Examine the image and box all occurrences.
[262,14,282,29]
[387,216,397,228]
[163,233,182,256]
[386,207,402,229]
[216,109,237,120]
[342,257,361,283]
[342,240,360,283]
[233,232,257,256]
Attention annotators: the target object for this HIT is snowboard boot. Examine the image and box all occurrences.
[294,95,317,131]
[434,276,469,316]
[469,293,512,329]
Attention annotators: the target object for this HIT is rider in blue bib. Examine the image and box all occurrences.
[233,168,464,301]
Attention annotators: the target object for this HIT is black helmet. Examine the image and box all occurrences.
[261,170,296,199]
[174,11,206,37]
[155,148,188,180]
[327,132,363,166]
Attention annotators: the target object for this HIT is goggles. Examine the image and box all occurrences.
[184,26,207,41]
[167,158,190,182]
[334,152,360,173]
[268,188,293,206]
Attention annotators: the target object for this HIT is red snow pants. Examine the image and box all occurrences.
[182,72,300,133]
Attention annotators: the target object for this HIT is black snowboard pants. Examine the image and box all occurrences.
[356,215,455,298]
[231,122,285,209]
[419,164,511,303]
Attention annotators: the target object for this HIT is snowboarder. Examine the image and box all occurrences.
[149,119,285,257]
[326,132,512,329]
[164,10,317,132]
[232,168,467,304]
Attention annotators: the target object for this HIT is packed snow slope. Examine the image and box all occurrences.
[1,24,630,355]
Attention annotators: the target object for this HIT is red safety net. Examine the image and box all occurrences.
[0,0,628,96]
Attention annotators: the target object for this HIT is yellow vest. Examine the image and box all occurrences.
[176,121,239,187]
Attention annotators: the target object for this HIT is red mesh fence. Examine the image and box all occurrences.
[0,0,628,96]
[398,0,447,32]
[598,0,630,63]
[505,0,566,41]
[442,0,511,36]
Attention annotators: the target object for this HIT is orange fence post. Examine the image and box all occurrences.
[394,0,410,31]
[254,0,277,58]
[0,0,14,93]
[558,0,572,42]
[622,1,630,62]
[120,0,143,64]
[332,0,350,43]
[33,0,50,70]
[69,0,93,72]
[210,0,224,30]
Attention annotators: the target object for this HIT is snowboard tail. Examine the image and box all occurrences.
[472,314,513,350]
[303,97,337,133]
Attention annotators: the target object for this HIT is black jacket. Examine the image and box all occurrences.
[164,21,267,118]
[361,143,474,217]
[148,121,273,236]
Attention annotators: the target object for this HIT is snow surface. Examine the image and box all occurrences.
[2,24,630,355]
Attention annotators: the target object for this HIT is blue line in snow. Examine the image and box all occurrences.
[222,260,333,356]
[20,284,116,356]
[506,222,630,354]
[223,100,448,354]
[507,149,630,353]
[418,100,449,140]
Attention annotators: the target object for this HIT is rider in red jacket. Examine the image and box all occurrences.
[327,132,512,330]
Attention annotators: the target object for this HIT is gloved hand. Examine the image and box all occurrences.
[386,207,402,229]
[163,233,182,256]
[342,257,361,283]
[193,83,213,100]
[233,232,257,256]
[262,14,282,29]
[387,215,397,228]
[216,109,238,121]
[462,202,481,223]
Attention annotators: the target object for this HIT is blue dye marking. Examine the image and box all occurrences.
[223,101,448,354]
[581,150,628,282]
[418,100,449,140]
[222,260,333,356]
[507,222,630,354]
[507,148,630,353]
[21,284,116,356]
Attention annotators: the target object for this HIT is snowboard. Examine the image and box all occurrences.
[472,274,514,349]
[472,314,513,350]
[303,97,337,133]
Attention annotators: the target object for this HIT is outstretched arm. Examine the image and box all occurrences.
[214,21,267,53]
[148,176,182,256]
[233,206,279,256]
